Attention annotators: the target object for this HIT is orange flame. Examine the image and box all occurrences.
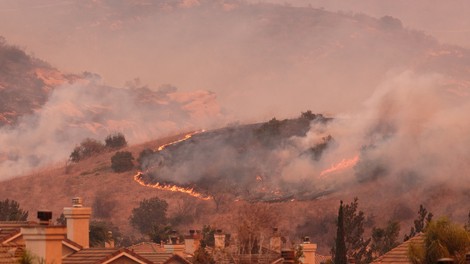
[134,172,211,200]
[320,155,359,176]
[157,131,203,151]
[133,130,211,200]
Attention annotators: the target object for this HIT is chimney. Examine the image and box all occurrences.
[270,227,281,253]
[21,211,67,264]
[214,229,225,249]
[301,236,317,264]
[164,231,184,255]
[184,229,201,255]
[63,197,91,248]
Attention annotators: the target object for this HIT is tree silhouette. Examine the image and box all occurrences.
[334,200,347,264]
[129,197,168,236]
[0,199,28,221]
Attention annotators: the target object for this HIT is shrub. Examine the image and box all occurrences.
[105,133,127,149]
[69,138,106,162]
[111,151,134,172]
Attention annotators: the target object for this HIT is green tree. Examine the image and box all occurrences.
[333,200,347,264]
[129,197,168,236]
[370,220,401,257]
[404,204,433,241]
[408,217,470,264]
[105,133,127,149]
[0,199,28,221]
[111,151,134,172]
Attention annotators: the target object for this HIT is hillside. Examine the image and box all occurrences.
[0,121,468,254]
[0,38,79,126]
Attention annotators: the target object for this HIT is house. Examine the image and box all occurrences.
[0,197,330,264]
[0,197,192,264]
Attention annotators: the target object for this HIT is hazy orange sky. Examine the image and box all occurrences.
[1,0,469,92]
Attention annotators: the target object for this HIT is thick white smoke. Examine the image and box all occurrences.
[0,77,223,179]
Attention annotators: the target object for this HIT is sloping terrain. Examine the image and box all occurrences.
[0,38,78,126]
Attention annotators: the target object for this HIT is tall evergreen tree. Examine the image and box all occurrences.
[334,200,347,264]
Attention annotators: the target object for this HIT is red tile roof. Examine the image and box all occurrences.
[63,248,153,264]
[372,233,425,264]
[0,244,24,264]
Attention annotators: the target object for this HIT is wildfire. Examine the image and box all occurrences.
[320,155,359,176]
[133,130,212,200]
[157,130,204,151]
[134,172,211,200]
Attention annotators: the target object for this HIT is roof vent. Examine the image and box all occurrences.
[72,197,83,207]
[303,236,311,243]
[37,211,52,225]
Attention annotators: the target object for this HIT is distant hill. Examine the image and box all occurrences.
[0,38,79,126]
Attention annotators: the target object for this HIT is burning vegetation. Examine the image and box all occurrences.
[133,111,359,202]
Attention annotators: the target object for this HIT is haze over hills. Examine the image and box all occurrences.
[0,0,470,254]
[2,1,470,179]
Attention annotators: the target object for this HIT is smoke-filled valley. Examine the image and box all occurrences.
[0,0,470,256]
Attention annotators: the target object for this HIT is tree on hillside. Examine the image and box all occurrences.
[69,138,106,162]
[105,133,127,149]
[129,197,168,236]
[407,218,470,264]
[0,199,28,221]
[111,151,134,172]
[254,117,284,146]
[333,200,347,264]
[300,110,317,121]
[404,204,433,241]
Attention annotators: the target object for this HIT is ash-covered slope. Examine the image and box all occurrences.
[138,113,334,202]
